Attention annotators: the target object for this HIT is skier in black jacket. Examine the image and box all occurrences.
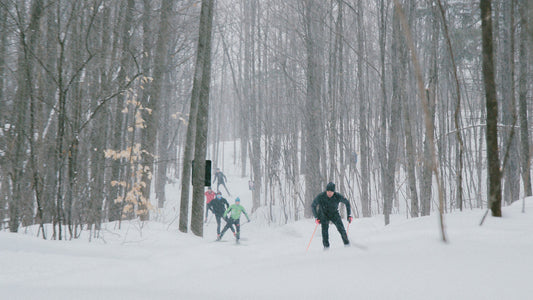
[206,191,230,237]
[311,182,352,249]
[213,168,231,196]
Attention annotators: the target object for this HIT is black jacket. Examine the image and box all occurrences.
[207,197,229,216]
[213,171,227,184]
[311,192,351,221]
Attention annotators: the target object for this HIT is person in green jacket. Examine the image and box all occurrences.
[217,197,250,242]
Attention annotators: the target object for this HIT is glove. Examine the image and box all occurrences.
[315,219,321,224]
[348,216,353,223]
[247,218,250,222]
[204,218,207,223]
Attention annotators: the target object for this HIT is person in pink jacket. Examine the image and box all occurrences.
[204,187,216,221]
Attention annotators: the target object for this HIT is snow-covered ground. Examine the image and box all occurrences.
[1,180,531,300]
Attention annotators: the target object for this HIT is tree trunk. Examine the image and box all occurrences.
[190,0,215,237]
[500,0,520,205]
[179,21,203,233]
[378,0,388,218]
[481,0,502,217]
[140,0,173,219]
[384,5,403,225]
[108,0,135,222]
[403,100,419,218]
[303,0,322,217]
[421,3,439,216]
[435,0,465,211]
[327,1,337,183]
[356,0,370,218]
[0,5,6,111]
[10,0,44,233]
[519,0,532,197]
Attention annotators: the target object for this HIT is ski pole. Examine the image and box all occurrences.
[306,223,319,252]
[346,217,353,235]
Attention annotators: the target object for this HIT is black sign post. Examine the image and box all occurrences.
[192,160,212,186]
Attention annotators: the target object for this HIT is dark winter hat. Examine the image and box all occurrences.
[326,182,335,192]
[235,197,240,202]
[217,191,222,195]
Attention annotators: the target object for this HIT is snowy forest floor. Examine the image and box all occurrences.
[1,193,532,299]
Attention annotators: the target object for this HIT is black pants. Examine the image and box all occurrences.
[215,214,223,235]
[220,218,239,239]
[217,182,231,196]
[321,216,349,247]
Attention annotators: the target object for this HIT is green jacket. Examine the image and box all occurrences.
[223,204,250,221]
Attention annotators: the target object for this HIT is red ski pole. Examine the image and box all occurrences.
[306,222,319,252]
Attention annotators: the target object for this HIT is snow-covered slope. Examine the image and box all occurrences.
[1,195,531,300]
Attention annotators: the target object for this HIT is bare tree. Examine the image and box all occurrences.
[500,0,520,205]
[9,0,44,233]
[519,0,532,197]
[355,0,371,218]
[420,2,439,217]
[383,2,403,225]
[303,0,323,217]
[138,0,174,219]
[108,0,136,222]
[184,0,216,237]
[481,0,502,217]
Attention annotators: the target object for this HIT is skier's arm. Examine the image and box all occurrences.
[311,196,319,219]
[242,207,250,221]
[223,206,232,218]
[340,195,352,219]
